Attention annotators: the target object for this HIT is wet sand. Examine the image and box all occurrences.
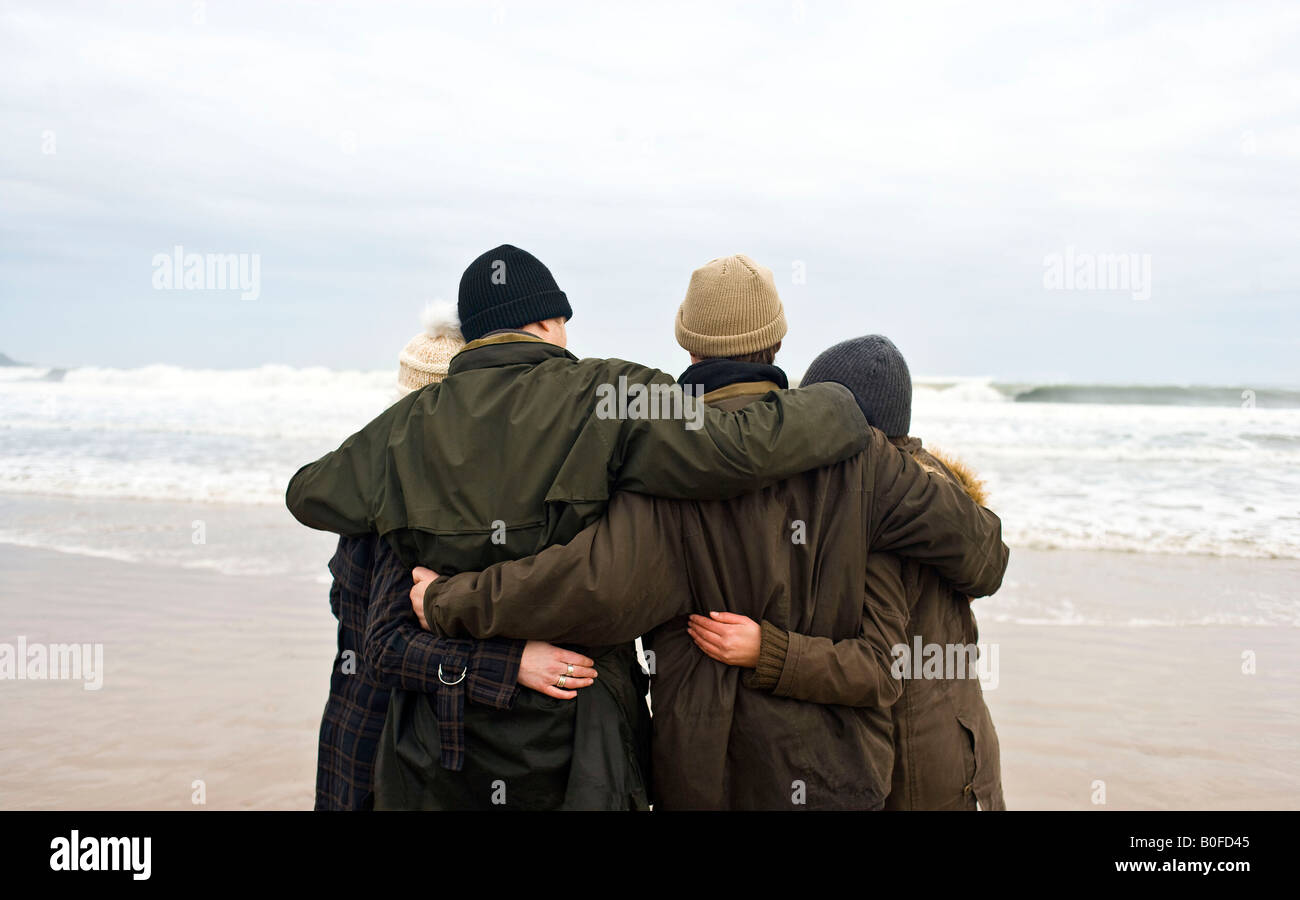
[983,621,1300,809]
[0,544,333,810]
[0,543,1297,810]
[985,549,1300,809]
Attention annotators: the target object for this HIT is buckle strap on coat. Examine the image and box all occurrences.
[435,650,469,770]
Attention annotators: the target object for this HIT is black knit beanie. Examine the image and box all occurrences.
[457,244,573,342]
[802,335,912,437]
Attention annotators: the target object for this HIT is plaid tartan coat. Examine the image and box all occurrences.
[314,534,524,810]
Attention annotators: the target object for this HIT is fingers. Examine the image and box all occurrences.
[545,659,597,682]
[549,649,597,680]
[554,649,595,669]
[708,611,751,625]
[526,671,592,699]
[687,623,727,655]
[688,614,733,637]
[412,566,438,581]
[689,629,728,661]
[541,667,596,690]
[693,641,730,665]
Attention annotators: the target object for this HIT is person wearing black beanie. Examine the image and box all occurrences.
[456,244,574,342]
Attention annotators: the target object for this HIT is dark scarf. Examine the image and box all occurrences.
[678,358,789,395]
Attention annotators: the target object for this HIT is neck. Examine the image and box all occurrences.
[519,320,566,348]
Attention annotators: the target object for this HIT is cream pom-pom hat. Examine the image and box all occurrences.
[397,300,465,396]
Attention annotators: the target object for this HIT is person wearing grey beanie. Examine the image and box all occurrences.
[802,334,912,438]
[799,332,1006,810]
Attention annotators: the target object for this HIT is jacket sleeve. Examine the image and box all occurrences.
[867,428,1009,597]
[423,492,692,645]
[285,390,418,537]
[743,551,909,707]
[363,535,523,709]
[611,379,870,501]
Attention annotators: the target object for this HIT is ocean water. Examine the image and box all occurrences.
[909,378,1300,561]
[1,363,1298,622]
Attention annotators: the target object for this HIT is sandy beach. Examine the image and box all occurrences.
[2,536,1297,810]
[988,549,1300,809]
[0,542,333,810]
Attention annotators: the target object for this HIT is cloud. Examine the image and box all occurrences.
[1,0,1298,383]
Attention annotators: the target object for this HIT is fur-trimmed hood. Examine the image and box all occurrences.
[892,436,988,507]
[927,447,988,507]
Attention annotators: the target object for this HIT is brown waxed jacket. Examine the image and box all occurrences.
[883,439,1005,810]
[423,381,1009,810]
[744,436,1006,810]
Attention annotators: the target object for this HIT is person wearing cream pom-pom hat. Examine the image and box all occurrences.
[396,300,464,396]
[314,300,530,811]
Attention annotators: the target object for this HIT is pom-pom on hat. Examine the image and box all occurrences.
[397,299,465,395]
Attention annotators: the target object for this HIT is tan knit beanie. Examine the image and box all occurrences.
[674,254,788,357]
[397,300,465,396]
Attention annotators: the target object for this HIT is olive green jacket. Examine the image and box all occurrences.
[287,334,869,572]
[286,334,872,810]
[421,382,1009,809]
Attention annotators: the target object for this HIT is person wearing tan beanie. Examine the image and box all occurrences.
[674,253,791,411]
[675,254,787,363]
[396,300,465,396]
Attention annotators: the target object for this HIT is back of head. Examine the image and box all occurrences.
[675,254,787,361]
[397,300,465,396]
[802,335,912,437]
[457,244,573,342]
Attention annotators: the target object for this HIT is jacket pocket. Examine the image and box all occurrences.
[954,715,979,809]
[956,708,1005,811]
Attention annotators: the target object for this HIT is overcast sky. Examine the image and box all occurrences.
[2,0,1297,384]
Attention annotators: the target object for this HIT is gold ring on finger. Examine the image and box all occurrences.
[557,675,567,688]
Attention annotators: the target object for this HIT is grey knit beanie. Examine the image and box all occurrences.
[801,335,912,437]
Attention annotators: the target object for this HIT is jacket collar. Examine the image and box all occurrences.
[699,379,784,405]
[677,358,789,404]
[448,332,576,375]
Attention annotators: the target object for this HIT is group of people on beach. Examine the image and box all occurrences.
[288,245,1009,810]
